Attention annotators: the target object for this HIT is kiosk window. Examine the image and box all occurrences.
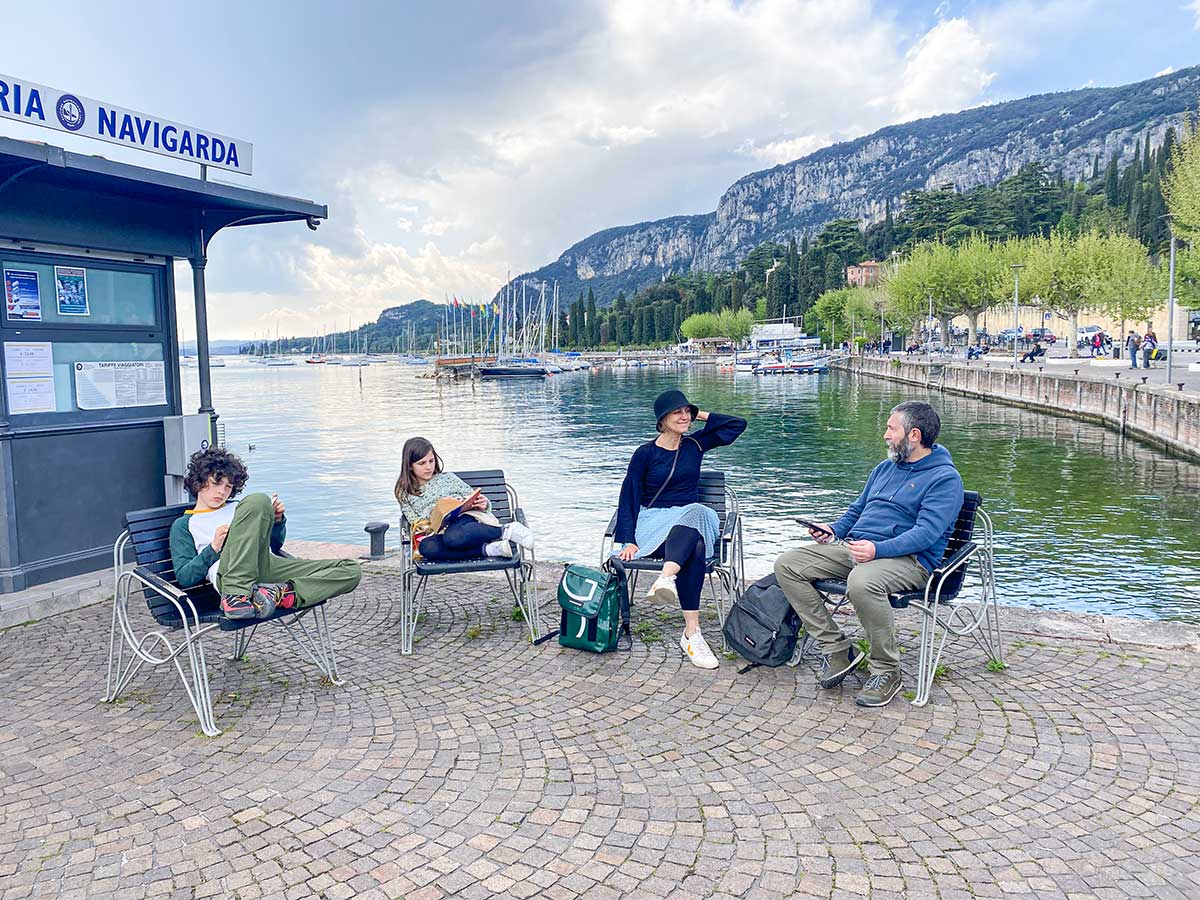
[5,341,168,416]
[2,259,157,327]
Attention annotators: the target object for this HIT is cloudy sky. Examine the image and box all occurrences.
[3,0,1198,339]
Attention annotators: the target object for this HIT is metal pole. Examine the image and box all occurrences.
[1011,264,1025,366]
[1167,230,1177,384]
[927,294,933,364]
[189,254,215,416]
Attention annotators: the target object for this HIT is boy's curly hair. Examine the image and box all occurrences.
[184,447,249,497]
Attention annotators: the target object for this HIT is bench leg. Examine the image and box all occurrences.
[400,574,426,655]
[231,626,257,661]
[505,561,542,643]
[104,577,221,736]
[273,606,343,685]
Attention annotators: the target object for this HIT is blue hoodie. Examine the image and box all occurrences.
[831,444,964,572]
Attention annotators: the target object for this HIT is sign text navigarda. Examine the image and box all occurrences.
[0,74,253,175]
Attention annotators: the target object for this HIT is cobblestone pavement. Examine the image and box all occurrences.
[2,569,1199,900]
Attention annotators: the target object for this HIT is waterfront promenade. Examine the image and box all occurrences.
[2,561,1198,899]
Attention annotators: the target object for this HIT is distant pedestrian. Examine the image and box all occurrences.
[1142,329,1158,369]
[1126,331,1141,369]
[1092,332,1103,357]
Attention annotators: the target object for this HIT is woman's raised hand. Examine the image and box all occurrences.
[618,543,638,561]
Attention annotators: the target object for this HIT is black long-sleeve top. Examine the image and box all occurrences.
[615,412,747,544]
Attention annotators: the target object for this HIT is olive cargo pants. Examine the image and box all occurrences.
[774,543,927,675]
[217,493,362,606]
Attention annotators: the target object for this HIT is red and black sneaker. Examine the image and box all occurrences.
[220,593,256,620]
[276,582,298,610]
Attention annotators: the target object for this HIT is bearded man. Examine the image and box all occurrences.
[774,401,964,707]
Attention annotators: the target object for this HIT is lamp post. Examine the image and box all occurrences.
[1167,227,1177,384]
[1010,264,1026,366]
[927,293,934,365]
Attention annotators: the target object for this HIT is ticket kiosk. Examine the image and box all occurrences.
[0,136,326,590]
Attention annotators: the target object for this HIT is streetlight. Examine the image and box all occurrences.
[1010,264,1026,366]
[927,293,934,365]
[1158,213,1179,383]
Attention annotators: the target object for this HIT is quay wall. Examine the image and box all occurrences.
[831,355,1200,462]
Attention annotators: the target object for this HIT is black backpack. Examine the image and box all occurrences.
[722,574,800,669]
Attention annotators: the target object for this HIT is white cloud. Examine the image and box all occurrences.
[300,0,1005,325]
[1156,66,1177,76]
[1188,0,1200,29]
[895,18,996,121]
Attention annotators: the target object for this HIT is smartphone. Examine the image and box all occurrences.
[795,518,835,537]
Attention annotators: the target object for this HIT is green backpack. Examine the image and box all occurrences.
[556,558,631,653]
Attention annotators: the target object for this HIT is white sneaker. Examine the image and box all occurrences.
[502,522,535,549]
[646,574,678,604]
[680,630,719,669]
[483,540,513,558]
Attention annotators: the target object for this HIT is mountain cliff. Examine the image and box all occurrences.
[505,65,1200,304]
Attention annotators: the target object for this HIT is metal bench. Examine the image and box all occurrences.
[398,470,541,654]
[599,470,744,645]
[105,503,343,736]
[805,491,1003,706]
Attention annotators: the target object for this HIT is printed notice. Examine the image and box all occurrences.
[4,269,41,321]
[74,361,166,410]
[55,266,90,316]
[6,379,56,414]
[4,341,56,414]
[4,342,53,378]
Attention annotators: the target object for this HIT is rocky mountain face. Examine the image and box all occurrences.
[506,66,1200,304]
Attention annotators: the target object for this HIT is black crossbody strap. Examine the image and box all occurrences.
[644,435,700,510]
[604,556,633,652]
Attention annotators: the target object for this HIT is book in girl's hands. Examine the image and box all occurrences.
[441,489,482,526]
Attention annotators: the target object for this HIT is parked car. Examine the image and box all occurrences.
[997,328,1020,344]
[1076,325,1107,347]
[1029,327,1057,344]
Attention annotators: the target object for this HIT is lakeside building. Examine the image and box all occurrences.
[749,322,821,353]
[846,260,882,287]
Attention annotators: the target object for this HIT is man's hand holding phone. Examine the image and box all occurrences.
[795,518,836,544]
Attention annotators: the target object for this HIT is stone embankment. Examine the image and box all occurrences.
[833,354,1200,461]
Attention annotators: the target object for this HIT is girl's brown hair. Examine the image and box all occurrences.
[394,437,443,502]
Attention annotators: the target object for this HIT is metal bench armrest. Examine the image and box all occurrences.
[130,565,203,631]
[932,541,977,580]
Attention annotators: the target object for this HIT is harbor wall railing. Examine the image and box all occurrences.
[830,355,1200,462]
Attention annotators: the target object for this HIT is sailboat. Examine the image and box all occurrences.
[305,331,326,363]
[478,280,549,378]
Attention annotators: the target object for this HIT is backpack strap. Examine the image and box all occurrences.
[604,556,633,652]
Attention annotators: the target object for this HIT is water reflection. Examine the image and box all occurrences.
[185,362,1200,622]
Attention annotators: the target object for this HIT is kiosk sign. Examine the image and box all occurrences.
[0,73,253,175]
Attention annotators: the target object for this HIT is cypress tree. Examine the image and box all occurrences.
[1104,152,1121,206]
[1142,133,1152,172]
[586,289,598,347]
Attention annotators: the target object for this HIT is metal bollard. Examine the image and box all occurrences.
[364,521,389,559]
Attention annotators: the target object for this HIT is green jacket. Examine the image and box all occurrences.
[169,510,286,589]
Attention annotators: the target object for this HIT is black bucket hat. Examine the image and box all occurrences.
[654,389,699,426]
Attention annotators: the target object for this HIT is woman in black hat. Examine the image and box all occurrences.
[614,389,746,668]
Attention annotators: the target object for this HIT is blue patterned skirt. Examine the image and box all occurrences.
[627,503,720,561]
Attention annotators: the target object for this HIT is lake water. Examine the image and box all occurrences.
[184,360,1200,623]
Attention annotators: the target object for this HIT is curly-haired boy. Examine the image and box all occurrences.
[169,447,361,619]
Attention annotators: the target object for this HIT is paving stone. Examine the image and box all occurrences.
[1,571,1198,897]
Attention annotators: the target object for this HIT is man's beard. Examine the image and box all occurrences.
[886,435,912,463]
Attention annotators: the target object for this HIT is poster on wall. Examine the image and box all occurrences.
[3,341,56,414]
[73,361,166,410]
[3,269,41,321]
[54,266,90,316]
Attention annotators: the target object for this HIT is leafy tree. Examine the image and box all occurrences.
[680,312,722,340]
[1166,112,1200,243]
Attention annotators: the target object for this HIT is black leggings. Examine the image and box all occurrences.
[419,517,503,561]
[650,525,707,611]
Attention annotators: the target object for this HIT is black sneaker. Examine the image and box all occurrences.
[855,670,902,707]
[817,645,860,689]
[250,583,285,618]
